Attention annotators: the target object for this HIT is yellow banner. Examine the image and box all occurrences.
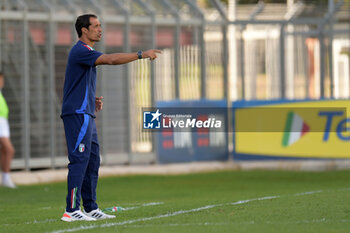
[235,100,350,158]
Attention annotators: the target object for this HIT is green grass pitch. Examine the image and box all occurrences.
[1,170,350,233]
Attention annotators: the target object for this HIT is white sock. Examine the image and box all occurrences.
[2,172,10,182]
[1,172,16,188]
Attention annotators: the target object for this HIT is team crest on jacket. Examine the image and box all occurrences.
[79,143,85,153]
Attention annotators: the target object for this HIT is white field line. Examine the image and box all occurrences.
[294,190,323,196]
[119,222,235,228]
[122,202,164,211]
[50,204,223,233]
[11,191,317,228]
[49,190,323,233]
[2,219,59,227]
[26,219,58,224]
[14,202,165,226]
[119,218,350,228]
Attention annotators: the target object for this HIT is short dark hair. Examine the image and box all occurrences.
[75,14,97,38]
[0,72,3,77]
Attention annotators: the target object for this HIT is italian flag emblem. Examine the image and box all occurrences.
[71,187,78,209]
[282,112,310,147]
[79,143,85,153]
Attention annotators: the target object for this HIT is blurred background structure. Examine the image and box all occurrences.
[0,0,349,170]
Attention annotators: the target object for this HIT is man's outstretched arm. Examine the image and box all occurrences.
[95,49,161,65]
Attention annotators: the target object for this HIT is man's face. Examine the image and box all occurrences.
[85,17,102,42]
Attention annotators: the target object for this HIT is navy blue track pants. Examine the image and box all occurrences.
[62,114,100,213]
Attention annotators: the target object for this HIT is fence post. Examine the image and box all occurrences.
[19,0,30,170]
[319,26,325,99]
[47,4,56,168]
[184,0,206,99]
[328,0,335,98]
[239,27,245,99]
[279,23,286,99]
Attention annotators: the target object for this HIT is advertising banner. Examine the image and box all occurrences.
[153,100,228,163]
[233,99,349,160]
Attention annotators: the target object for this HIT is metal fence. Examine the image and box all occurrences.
[0,0,349,170]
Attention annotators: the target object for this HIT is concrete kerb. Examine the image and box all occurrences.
[7,160,350,185]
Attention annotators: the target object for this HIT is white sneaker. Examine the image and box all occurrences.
[61,210,96,222]
[2,178,16,189]
[83,208,116,220]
